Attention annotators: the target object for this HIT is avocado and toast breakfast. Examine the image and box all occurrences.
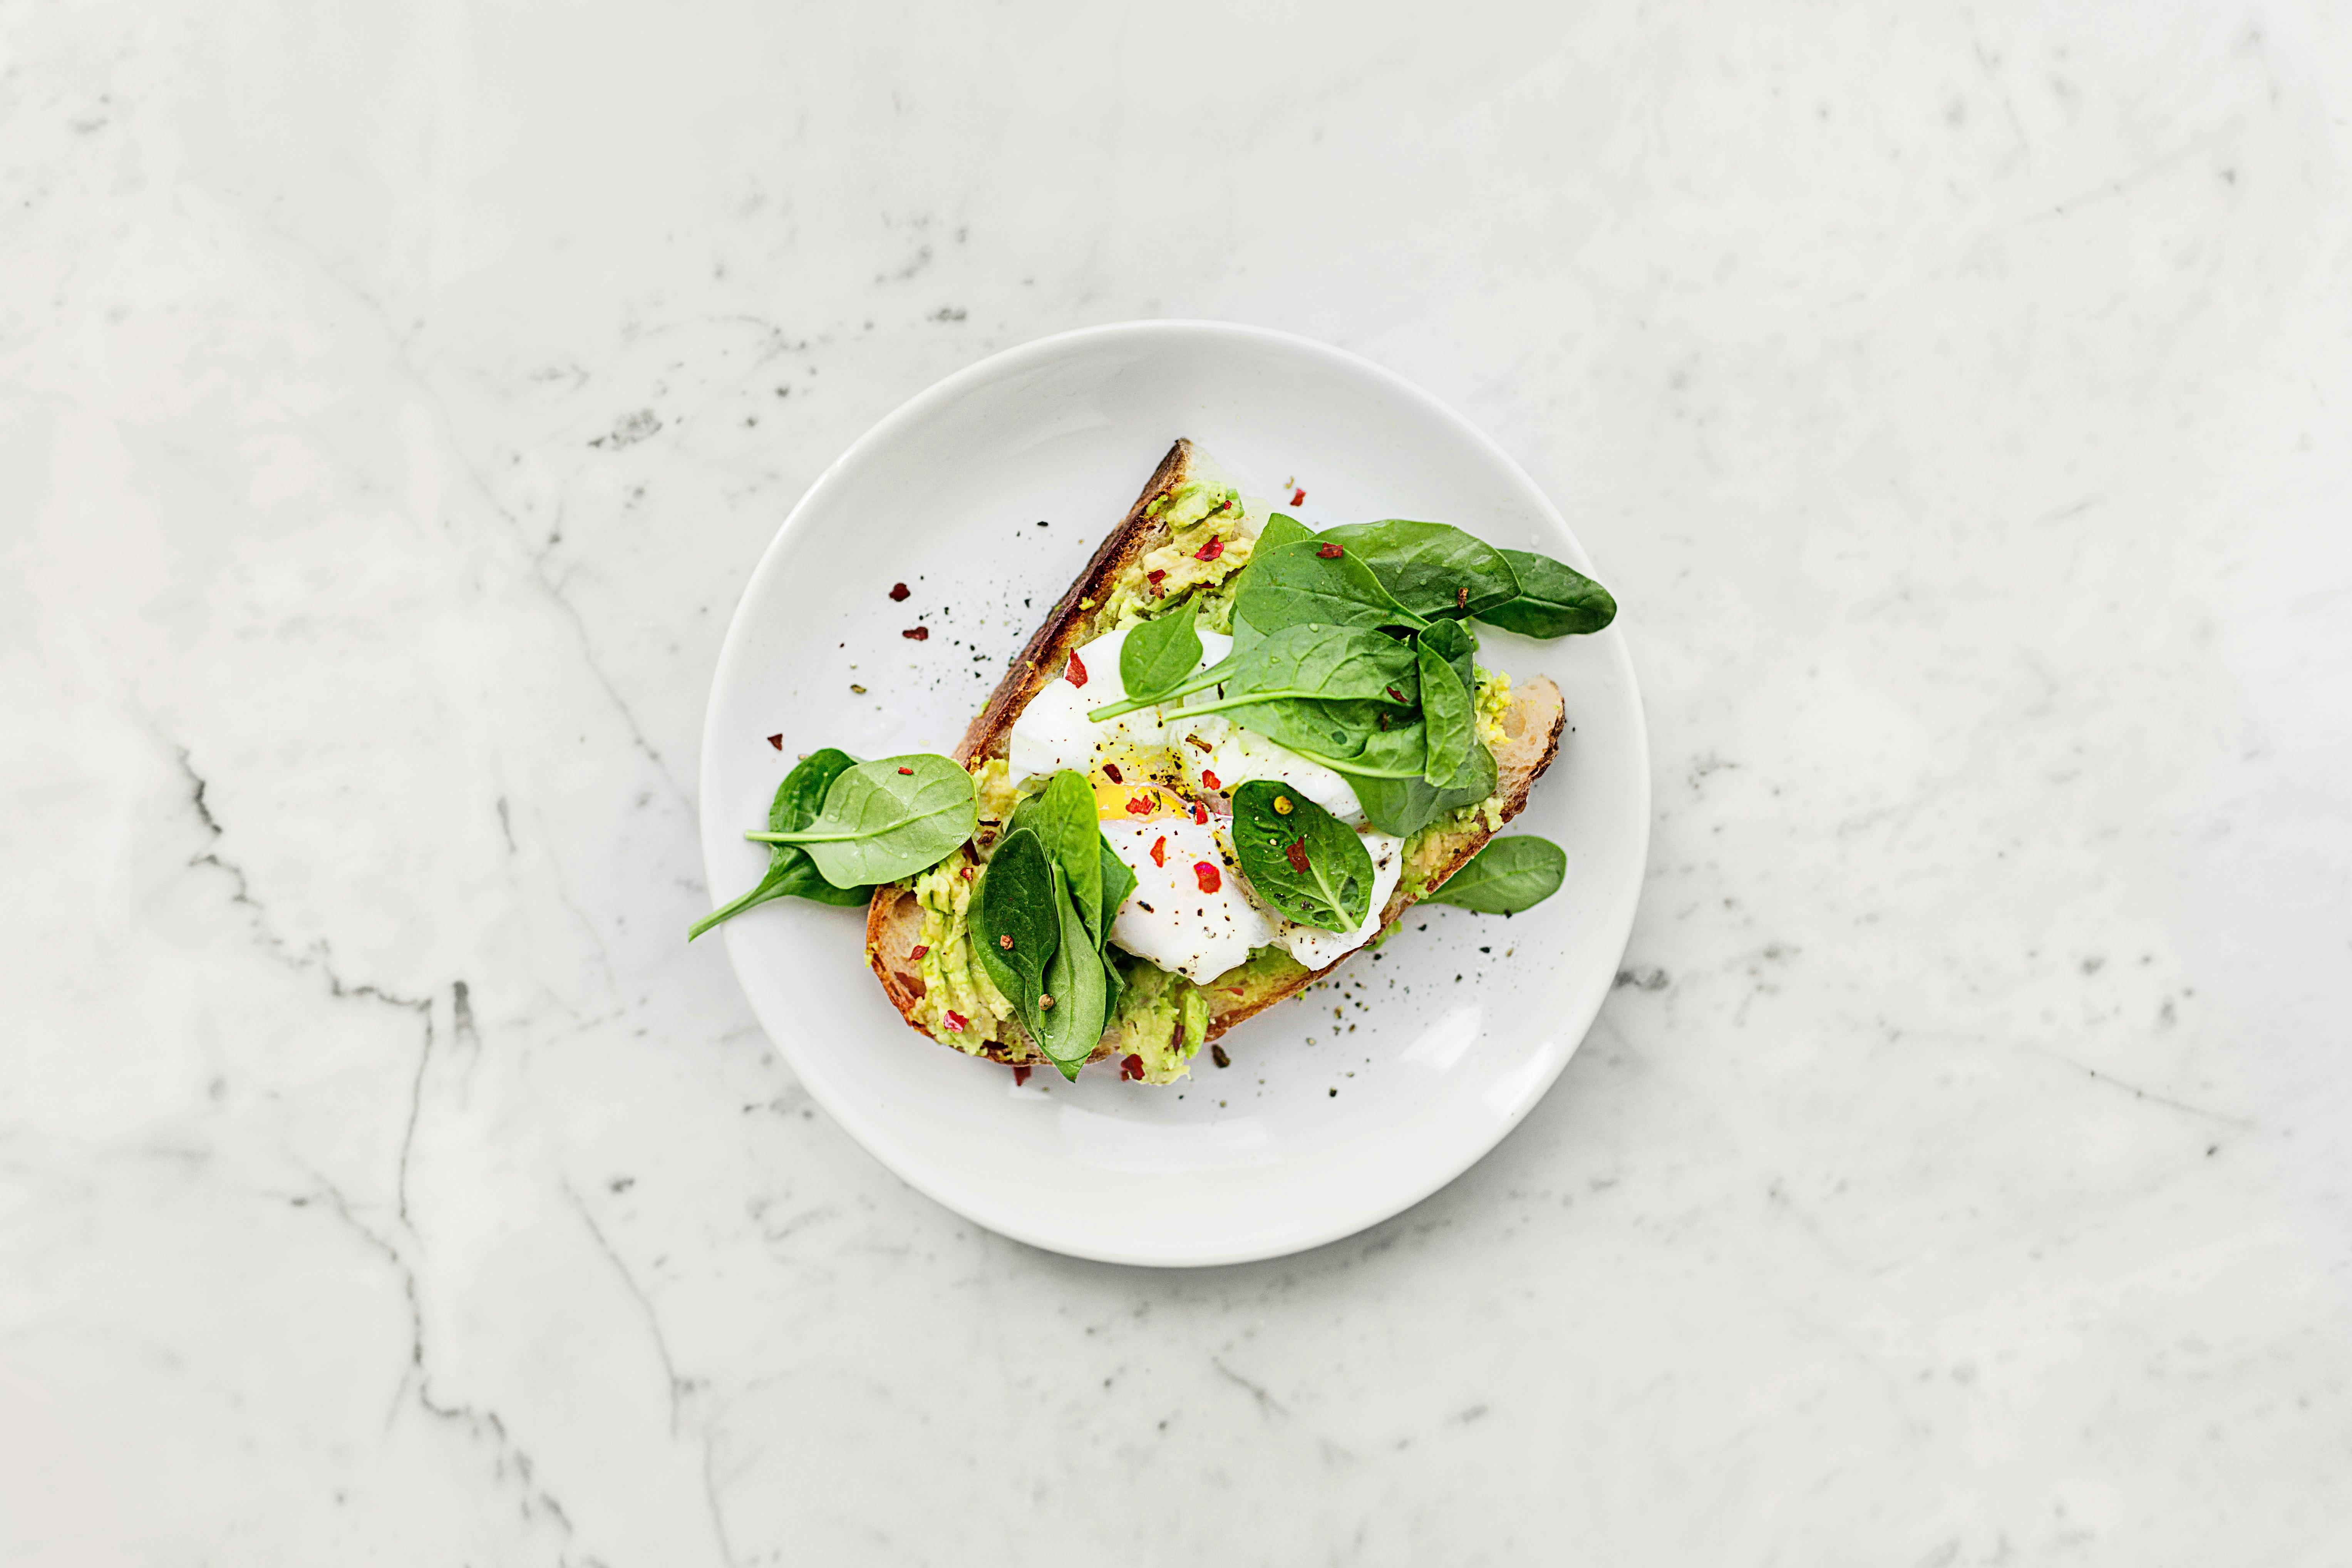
[693,440,1616,1087]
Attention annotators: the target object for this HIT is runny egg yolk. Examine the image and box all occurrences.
[1092,777,1188,822]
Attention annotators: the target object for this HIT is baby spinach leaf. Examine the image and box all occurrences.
[1170,624,1420,720]
[1256,513,1315,552]
[1235,538,1429,637]
[1213,698,1431,776]
[1118,600,1203,706]
[1099,947,1128,1035]
[1095,833,1137,952]
[971,828,1059,1039]
[1087,651,1236,721]
[1425,835,1567,913]
[1351,743,1498,838]
[690,748,873,938]
[1478,550,1617,638]
[1320,519,1521,620]
[1037,863,1109,1080]
[1008,770,1102,940]
[748,754,977,887]
[1414,620,1484,790]
[1228,781,1375,932]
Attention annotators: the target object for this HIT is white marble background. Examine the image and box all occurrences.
[5,0,2351,1561]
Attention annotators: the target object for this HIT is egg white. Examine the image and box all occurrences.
[1099,816,1273,983]
[1171,713,1366,823]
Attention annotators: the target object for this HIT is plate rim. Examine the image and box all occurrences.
[699,317,1651,1267]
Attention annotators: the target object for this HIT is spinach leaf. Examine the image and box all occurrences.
[1100,947,1128,1037]
[1425,835,1566,913]
[1087,651,1235,721]
[1350,742,1498,838]
[1169,624,1420,720]
[971,827,1059,1039]
[1008,770,1102,940]
[1095,836,1135,1027]
[1228,781,1375,932]
[748,753,977,886]
[1118,599,1203,707]
[1320,519,1521,620]
[1084,518,1313,721]
[1037,863,1109,1080]
[1096,833,1137,950]
[1213,698,1431,776]
[1478,550,1617,638]
[689,747,869,938]
[1256,512,1315,552]
[1414,619,1483,789]
[1235,538,1429,637]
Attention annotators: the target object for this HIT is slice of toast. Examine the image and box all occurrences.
[865,439,1567,1066]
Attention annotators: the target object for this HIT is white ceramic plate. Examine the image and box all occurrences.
[700,320,1648,1266]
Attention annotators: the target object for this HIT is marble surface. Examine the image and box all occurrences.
[6,0,2351,1560]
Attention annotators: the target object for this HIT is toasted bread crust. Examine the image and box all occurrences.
[864,440,1569,1068]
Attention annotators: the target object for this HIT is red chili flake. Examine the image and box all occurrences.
[1226,986,1246,997]
[1194,861,1221,893]
[767,733,784,750]
[1316,542,1343,559]
[1151,834,1167,867]
[897,766,914,774]
[1067,650,1087,687]
[943,1011,967,1032]
[1201,769,1222,791]
[903,626,929,640]
[1120,1053,1146,1081]
[1285,838,1311,874]
[1193,536,1224,563]
[1146,569,1166,585]
[889,582,910,601]
[1386,685,1405,702]
[958,864,973,881]
[1192,802,1209,824]
[909,944,930,960]
[1102,762,1123,784]
[1290,486,1307,507]
[1125,793,1153,815]
[1012,1064,1031,1085]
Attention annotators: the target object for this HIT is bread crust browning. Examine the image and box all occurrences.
[864,439,1569,1067]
